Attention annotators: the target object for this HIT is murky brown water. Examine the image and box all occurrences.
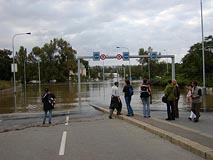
[0,81,212,114]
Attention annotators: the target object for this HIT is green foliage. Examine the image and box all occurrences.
[180,36,213,86]
[0,80,12,90]
[30,38,77,83]
[136,36,213,87]
[16,46,27,83]
[0,49,12,80]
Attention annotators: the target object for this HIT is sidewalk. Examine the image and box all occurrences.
[90,103,213,160]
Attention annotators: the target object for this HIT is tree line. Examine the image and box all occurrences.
[0,36,212,87]
[0,38,78,83]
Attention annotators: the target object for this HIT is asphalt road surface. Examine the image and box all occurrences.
[0,105,205,160]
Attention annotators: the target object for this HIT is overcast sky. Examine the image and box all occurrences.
[0,0,212,66]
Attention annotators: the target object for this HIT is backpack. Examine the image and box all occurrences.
[129,86,134,96]
[48,94,56,107]
[140,85,150,98]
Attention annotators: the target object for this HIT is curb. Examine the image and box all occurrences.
[90,104,213,160]
[0,110,73,120]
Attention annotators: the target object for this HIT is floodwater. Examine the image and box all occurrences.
[0,81,212,114]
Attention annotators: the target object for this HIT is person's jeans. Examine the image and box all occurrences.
[166,100,175,119]
[124,96,133,115]
[141,97,150,117]
[43,110,52,124]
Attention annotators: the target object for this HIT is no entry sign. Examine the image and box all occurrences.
[100,54,106,60]
[116,54,122,60]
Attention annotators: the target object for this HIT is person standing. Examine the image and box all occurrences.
[187,84,196,120]
[186,84,193,105]
[173,79,180,118]
[140,79,151,118]
[191,81,202,122]
[42,88,55,124]
[109,82,121,119]
[164,80,176,120]
[123,80,134,116]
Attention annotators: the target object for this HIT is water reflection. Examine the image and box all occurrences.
[0,82,212,114]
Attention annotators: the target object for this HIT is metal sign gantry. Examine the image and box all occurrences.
[77,54,175,99]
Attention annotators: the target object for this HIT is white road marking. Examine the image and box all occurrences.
[59,131,67,156]
[65,116,69,126]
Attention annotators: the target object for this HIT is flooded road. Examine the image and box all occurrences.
[0,81,212,114]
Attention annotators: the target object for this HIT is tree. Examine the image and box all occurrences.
[16,46,27,83]
[28,38,77,83]
[180,35,213,86]
[137,48,166,80]
[0,49,12,80]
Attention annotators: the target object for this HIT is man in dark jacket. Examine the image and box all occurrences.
[42,88,55,124]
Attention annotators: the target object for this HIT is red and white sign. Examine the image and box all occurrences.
[100,54,106,60]
[116,54,123,60]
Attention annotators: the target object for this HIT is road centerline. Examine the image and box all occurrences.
[59,131,67,156]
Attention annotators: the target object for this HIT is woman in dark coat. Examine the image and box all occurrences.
[42,88,55,124]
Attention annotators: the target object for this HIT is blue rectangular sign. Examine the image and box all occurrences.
[93,52,100,61]
[123,52,129,61]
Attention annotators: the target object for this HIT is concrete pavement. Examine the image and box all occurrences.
[90,103,213,160]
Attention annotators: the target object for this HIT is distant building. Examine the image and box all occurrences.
[69,63,86,80]
[80,63,86,76]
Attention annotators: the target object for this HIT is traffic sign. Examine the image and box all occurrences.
[122,52,129,61]
[150,52,157,60]
[100,54,106,60]
[93,52,100,61]
[116,54,122,60]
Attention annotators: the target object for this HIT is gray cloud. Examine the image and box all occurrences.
[0,0,212,65]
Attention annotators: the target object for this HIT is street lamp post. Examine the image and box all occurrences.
[24,53,26,93]
[12,32,31,95]
[163,49,169,73]
[122,64,126,80]
[148,46,153,80]
[200,0,206,95]
[116,46,131,81]
[37,58,41,93]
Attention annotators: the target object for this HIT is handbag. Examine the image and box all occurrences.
[162,96,167,103]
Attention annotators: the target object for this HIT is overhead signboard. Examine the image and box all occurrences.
[100,54,106,60]
[93,52,100,61]
[122,52,129,61]
[116,54,122,60]
[150,52,157,60]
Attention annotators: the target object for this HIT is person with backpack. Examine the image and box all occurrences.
[42,88,55,124]
[140,79,151,118]
[123,80,134,116]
